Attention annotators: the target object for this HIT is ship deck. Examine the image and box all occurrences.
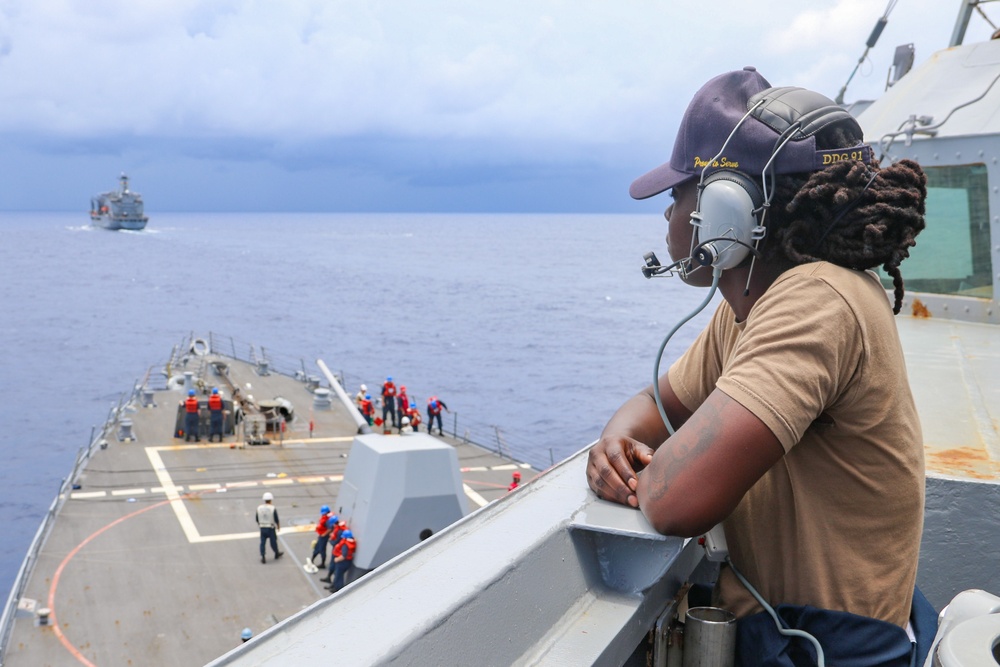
[2,350,535,667]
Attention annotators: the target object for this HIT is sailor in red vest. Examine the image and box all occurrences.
[325,529,357,593]
[183,389,201,442]
[359,394,374,425]
[407,402,421,432]
[396,385,410,432]
[207,387,224,442]
[319,517,347,582]
[508,470,522,492]
[381,376,398,428]
[426,396,449,436]
[310,506,332,568]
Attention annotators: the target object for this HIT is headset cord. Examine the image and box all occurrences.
[727,557,826,667]
[652,267,722,435]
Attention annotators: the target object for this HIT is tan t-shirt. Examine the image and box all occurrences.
[668,262,923,628]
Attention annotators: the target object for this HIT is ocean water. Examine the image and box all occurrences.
[0,211,718,600]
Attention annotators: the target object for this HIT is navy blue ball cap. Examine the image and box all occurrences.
[629,67,857,200]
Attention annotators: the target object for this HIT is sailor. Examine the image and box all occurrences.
[183,389,200,442]
[586,68,934,661]
[407,402,422,432]
[208,387,224,442]
[255,492,283,564]
[359,394,375,426]
[507,470,521,492]
[325,529,357,593]
[396,385,410,432]
[319,517,347,583]
[399,416,413,435]
[381,376,398,429]
[310,505,332,568]
[426,396,449,436]
[354,384,367,410]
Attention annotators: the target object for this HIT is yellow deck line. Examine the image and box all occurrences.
[463,484,489,508]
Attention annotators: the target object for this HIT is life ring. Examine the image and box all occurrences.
[190,338,210,356]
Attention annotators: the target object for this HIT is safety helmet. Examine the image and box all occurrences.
[360,384,367,391]
[241,627,253,641]
[327,516,337,528]
[342,530,353,539]
[365,394,371,400]
[430,400,438,409]
[513,471,522,480]
[262,492,274,502]
[188,389,196,396]
[401,417,410,425]
[320,505,330,514]
[212,387,219,394]
[387,376,392,382]
[400,385,406,391]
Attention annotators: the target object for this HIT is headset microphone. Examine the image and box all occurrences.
[641,251,692,279]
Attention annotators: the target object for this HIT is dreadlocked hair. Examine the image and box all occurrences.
[763,126,927,314]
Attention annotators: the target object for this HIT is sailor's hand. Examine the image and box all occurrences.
[586,436,654,508]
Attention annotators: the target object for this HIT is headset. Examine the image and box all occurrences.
[683,86,865,279]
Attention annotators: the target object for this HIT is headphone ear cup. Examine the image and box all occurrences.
[695,170,764,270]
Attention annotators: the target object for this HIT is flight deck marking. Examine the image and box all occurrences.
[463,484,489,508]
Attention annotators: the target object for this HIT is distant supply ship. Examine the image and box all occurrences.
[89,173,149,231]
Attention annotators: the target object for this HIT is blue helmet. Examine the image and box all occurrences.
[241,627,252,640]
[320,505,330,514]
[365,394,371,400]
[342,530,353,539]
[327,515,339,528]
[188,389,196,396]
[212,387,219,394]
[387,376,392,381]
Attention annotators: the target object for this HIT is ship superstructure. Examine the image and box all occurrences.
[89,173,149,231]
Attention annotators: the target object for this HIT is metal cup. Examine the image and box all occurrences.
[682,606,737,667]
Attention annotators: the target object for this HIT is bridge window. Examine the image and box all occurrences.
[882,163,993,299]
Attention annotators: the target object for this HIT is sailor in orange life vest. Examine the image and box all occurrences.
[381,376,398,428]
[586,67,934,662]
[426,396,449,436]
[310,505,332,569]
[182,389,200,442]
[507,470,522,492]
[207,387,225,442]
[319,517,347,583]
[359,394,374,425]
[407,402,422,432]
[396,385,410,431]
[325,529,357,593]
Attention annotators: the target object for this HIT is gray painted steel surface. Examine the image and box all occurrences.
[336,432,468,570]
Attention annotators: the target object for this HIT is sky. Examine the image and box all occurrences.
[0,0,995,213]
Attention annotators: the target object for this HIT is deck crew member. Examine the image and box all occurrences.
[359,394,374,425]
[256,492,283,564]
[354,384,367,410]
[426,396,449,436]
[325,529,357,593]
[396,385,410,432]
[183,389,200,442]
[381,376,398,429]
[407,402,421,432]
[310,506,332,569]
[507,470,521,492]
[319,517,346,583]
[208,387,225,442]
[586,68,935,663]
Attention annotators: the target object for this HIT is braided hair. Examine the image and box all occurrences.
[763,125,927,314]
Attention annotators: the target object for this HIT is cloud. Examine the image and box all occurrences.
[0,0,993,211]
